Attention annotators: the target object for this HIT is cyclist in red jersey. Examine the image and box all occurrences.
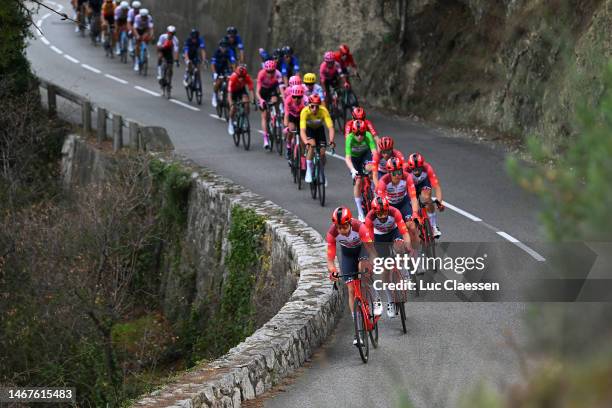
[344,106,378,140]
[334,43,359,79]
[371,136,405,187]
[319,51,347,101]
[376,157,421,247]
[406,153,445,238]
[227,65,255,136]
[327,207,380,344]
[364,196,413,317]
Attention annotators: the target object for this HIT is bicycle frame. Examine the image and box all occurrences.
[336,272,380,332]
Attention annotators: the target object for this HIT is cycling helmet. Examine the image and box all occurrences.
[288,75,302,87]
[272,48,282,59]
[167,25,176,34]
[324,51,335,62]
[219,39,229,47]
[139,8,149,16]
[351,120,366,135]
[377,136,394,151]
[371,196,390,214]
[406,153,425,171]
[352,106,366,120]
[131,1,141,8]
[290,85,304,97]
[332,207,352,225]
[309,94,321,105]
[227,26,238,35]
[303,72,316,84]
[120,1,129,9]
[190,28,199,38]
[339,44,350,55]
[263,60,276,71]
[282,45,293,55]
[235,65,247,77]
[386,157,404,173]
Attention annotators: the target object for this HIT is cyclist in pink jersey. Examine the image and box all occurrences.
[319,51,347,101]
[257,60,284,149]
[283,85,306,161]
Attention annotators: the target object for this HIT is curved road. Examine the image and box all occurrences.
[28,2,545,406]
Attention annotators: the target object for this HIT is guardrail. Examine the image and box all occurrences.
[39,78,174,152]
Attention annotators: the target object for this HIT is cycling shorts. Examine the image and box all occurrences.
[415,178,432,198]
[392,196,412,222]
[136,27,148,37]
[339,245,367,282]
[374,228,402,258]
[288,113,300,127]
[103,14,114,25]
[306,126,327,147]
[351,150,373,175]
[231,87,248,102]
[260,86,279,102]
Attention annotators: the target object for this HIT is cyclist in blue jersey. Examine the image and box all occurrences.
[280,45,300,86]
[224,26,244,63]
[183,28,206,86]
[211,39,236,107]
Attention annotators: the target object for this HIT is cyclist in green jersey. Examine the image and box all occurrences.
[344,120,377,221]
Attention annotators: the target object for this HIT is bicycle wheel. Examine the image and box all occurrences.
[267,117,275,152]
[296,145,303,190]
[318,160,326,206]
[423,219,437,272]
[398,302,407,334]
[364,287,379,348]
[242,114,251,151]
[232,118,240,147]
[186,76,194,102]
[216,93,223,118]
[390,267,408,334]
[353,298,369,363]
[195,75,202,105]
[275,119,283,156]
[310,159,318,199]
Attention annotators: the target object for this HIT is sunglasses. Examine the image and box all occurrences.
[390,170,403,176]
[375,210,389,218]
[381,149,392,155]
[292,96,303,99]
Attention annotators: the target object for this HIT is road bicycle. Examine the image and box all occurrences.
[231,101,251,150]
[385,244,420,334]
[413,199,444,273]
[215,75,229,121]
[137,40,149,76]
[287,129,303,187]
[329,87,345,132]
[159,59,173,99]
[118,28,129,63]
[89,13,101,45]
[265,100,283,155]
[102,23,114,58]
[308,145,334,206]
[334,271,380,363]
[354,160,375,216]
[184,62,203,105]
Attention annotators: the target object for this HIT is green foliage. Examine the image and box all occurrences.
[149,159,192,228]
[507,61,612,241]
[0,0,34,92]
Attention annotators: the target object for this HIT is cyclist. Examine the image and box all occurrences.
[126,0,141,52]
[74,0,87,33]
[227,65,255,136]
[371,136,404,188]
[283,85,306,161]
[344,120,377,222]
[258,47,283,68]
[280,45,299,86]
[88,0,104,40]
[113,1,130,55]
[132,8,154,71]
[319,51,347,101]
[156,25,179,81]
[376,157,421,246]
[210,39,236,107]
[299,94,336,183]
[364,196,413,318]
[334,43,359,80]
[224,26,244,63]
[344,106,378,139]
[101,0,116,46]
[256,60,283,149]
[182,28,206,87]
[303,72,325,105]
[282,75,306,99]
[326,206,381,345]
[406,153,445,238]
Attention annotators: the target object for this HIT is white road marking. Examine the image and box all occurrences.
[104,74,128,84]
[208,113,226,121]
[81,64,101,74]
[50,45,63,54]
[496,231,546,262]
[442,202,482,222]
[37,19,43,27]
[170,99,200,111]
[134,85,161,97]
[41,37,50,45]
[41,13,51,20]
[63,54,79,63]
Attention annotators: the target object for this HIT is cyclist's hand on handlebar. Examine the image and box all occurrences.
[437,200,445,211]
[329,141,336,148]
[351,169,359,180]
[328,271,339,282]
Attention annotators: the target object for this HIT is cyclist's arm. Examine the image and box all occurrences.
[366,132,377,154]
[371,152,380,186]
[366,120,378,139]
[426,163,443,203]
[376,174,389,198]
[299,108,310,145]
[344,135,356,172]
[357,224,377,260]
[407,176,419,218]
[199,38,206,63]
[283,97,290,126]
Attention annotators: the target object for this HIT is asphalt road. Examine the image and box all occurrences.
[27,2,546,406]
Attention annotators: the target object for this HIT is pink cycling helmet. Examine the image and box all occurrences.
[290,85,304,97]
[324,51,335,62]
[264,60,276,71]
[288,75,302,87]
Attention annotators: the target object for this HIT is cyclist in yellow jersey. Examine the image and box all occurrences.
[299,94,336,183]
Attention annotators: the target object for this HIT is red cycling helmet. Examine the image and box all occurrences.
[235,65,247,77]
[309,94,321,105]
[288,75,302,87]
[351,106,366,120]
[332,207,352,225]
[324,51,335,62]
[290,85,304,97]
[264,60,276,71]
[377,136,394,151]
[351,120,366,135]
[406,153,425,171]
[386,157,404,173]
[339,44,350,55]
[371,196,390,214]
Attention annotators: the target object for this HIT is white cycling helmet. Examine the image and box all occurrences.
[167,25,176,33]
[120,1,129,9]
[139,8,148,16]
[131,1,141,8]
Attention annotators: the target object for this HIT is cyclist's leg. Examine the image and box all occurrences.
[398,197,419,248]
[418,180,438,230]
[352,154,366,219]
[340,247,360,316]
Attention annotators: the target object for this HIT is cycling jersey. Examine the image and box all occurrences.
[127,8,140,24]
[157,34,179,53]
[326,219,373,260]
[284,94,305,118]
[304,83,325,102]
[372,149,405,174]
[409,162,440,189]
[88,0,103,14]
[257,69,282,90]
[280,55,300,77]
[228,72,254,93]
[334,51,357,70]
[364,206,408,236]
[345,131,376,158]
[376,172,417,205]
[133,14,153,30]
[114,7,128,23]
[345,119,377,138]
[102,1,115,17]
[283,84,307,99]
[211,48,236,74]
[225,34,244,51]
[319,61,343,82]
[183,37,205,62]
[299,105,332,129]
